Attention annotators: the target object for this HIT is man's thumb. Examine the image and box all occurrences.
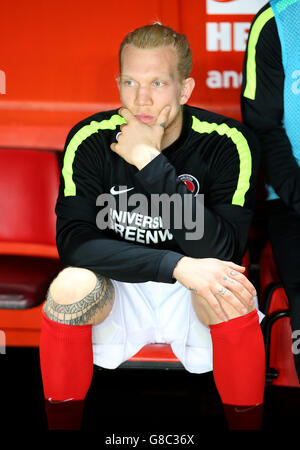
[157,106,171,128]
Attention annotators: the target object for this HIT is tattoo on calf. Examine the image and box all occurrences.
[43,274,114,325]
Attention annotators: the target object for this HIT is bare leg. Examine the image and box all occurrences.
[40,267,115,430]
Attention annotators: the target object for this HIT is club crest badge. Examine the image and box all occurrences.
[178,174,200,196]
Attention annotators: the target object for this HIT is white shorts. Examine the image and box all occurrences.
[92,280,263,374]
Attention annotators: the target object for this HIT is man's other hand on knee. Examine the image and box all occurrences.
[173,257,256,324]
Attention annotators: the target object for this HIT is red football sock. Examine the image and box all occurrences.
[39,311,94,429]
[210,310,266,430]
[43,399,86,431]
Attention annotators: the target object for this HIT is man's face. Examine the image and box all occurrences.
[118,45,190,135]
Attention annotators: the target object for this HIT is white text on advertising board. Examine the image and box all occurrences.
[206,22,250,51]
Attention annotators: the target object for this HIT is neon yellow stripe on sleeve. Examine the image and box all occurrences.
[243,7,274,100]
[62,114,126,196]
[192,116,252,207]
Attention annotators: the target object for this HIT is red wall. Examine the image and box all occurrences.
[0,0,267,150]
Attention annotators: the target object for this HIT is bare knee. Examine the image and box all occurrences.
[49,267,97,303]
[43,267,115,326]
[191,293,255,327]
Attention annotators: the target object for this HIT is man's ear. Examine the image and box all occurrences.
[180,77,195,105]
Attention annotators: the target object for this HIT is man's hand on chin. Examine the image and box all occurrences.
[110,105,170,170]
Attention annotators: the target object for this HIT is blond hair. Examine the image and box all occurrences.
[119,23,192,79]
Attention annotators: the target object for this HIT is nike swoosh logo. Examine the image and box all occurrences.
[234,406,259,413]
[110,186,134,195]
[48,397,74,403]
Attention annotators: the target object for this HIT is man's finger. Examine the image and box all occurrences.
[110,143,117,152]
[222,276,255,306]
[226,268,257,296]
[118,107,133,123]
[156,105,171,128]
[221,280,254,310]
[215,287,249,315]
[223,261,245,272]
[205,291,228,322]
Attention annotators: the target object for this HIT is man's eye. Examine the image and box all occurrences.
[153,81,164,87]
[124,80,135,86]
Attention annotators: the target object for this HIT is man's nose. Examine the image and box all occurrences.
[134,86,153,106]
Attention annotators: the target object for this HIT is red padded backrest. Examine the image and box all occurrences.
[242,250,249,278]
[0,148,59,249]
[268,287,300,388]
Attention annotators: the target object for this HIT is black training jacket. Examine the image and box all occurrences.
[55,104,260,283]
